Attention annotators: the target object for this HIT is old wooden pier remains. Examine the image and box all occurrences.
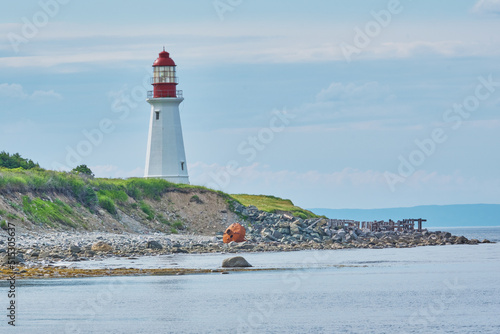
[324,218,427,232]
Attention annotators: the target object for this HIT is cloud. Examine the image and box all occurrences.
[30,90,63,100]
[2,18,500,70]
[0,83,62,101]
[316,81,392,102]
[292,81,403,127]
[473,0,500,15]
[0,83,28,98]
[377,41,466,58]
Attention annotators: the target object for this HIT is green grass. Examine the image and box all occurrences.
[190,194,202,204]
[230,194,320,219]
[7,200,22,211]
[22,196,77,228]
[172,220,184,229]
[0,165,321,227]
[139,201,155,220]
[0,220,6,229]
[0,209,6,215]
[157,213,171,225]
[0,167,219,202]
[6,213,19,220]
[98,189,128,204]
[97,194,117,215]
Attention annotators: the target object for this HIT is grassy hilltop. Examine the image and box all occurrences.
[0,152,319,234]
[231,194,318,219]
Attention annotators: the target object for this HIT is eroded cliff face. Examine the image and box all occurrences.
[0,188,242,235]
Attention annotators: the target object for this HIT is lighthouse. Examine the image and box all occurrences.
[144,48,189,184]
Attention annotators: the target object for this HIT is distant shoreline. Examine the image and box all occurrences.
[310,204,500,228]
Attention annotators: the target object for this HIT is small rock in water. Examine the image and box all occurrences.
[222,256,252,268]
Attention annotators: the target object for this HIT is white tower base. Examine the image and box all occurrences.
[145,97,189,184]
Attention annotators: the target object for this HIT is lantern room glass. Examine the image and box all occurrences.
[153,66,177,84]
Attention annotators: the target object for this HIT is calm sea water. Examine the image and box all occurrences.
[1,227,499,334]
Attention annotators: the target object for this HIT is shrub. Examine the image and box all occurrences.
[125,178,174,200]
[172,220,184,229]
[0,151,40,170]
[27,174,46,190]
[294,212,308,220]
[98,189,128,204]
[98,195,117,215]
[71,164,94,177]
[4,175,28,191]
[139,201,155,220]
[22,196,76,228]
[157,214,170,225]
[190,195,203,204]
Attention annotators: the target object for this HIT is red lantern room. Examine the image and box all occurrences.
[151,48,179,98]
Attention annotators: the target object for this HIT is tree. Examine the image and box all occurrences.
[0,151,40,170]
[71,164,94,177]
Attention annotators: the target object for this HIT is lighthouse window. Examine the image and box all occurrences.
[181,162,185,171]
[155,111,160,120]
[154,66,177,84]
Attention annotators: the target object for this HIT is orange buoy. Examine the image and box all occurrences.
[223,223,246,243]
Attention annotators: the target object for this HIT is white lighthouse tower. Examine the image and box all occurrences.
[144,48,189,184]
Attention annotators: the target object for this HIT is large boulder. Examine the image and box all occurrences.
[91,241,113,252]
[222,256,252,268]
[147,240,163,250]
[69,245,82,254]
[290,222,301,235]
[278,227,290,235]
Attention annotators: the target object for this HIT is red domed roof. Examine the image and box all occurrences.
[153,49,176,66]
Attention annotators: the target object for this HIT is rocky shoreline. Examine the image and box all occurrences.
[0,204,493,279]
[0,227,491,269]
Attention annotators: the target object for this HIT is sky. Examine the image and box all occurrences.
[1,0,500,209]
